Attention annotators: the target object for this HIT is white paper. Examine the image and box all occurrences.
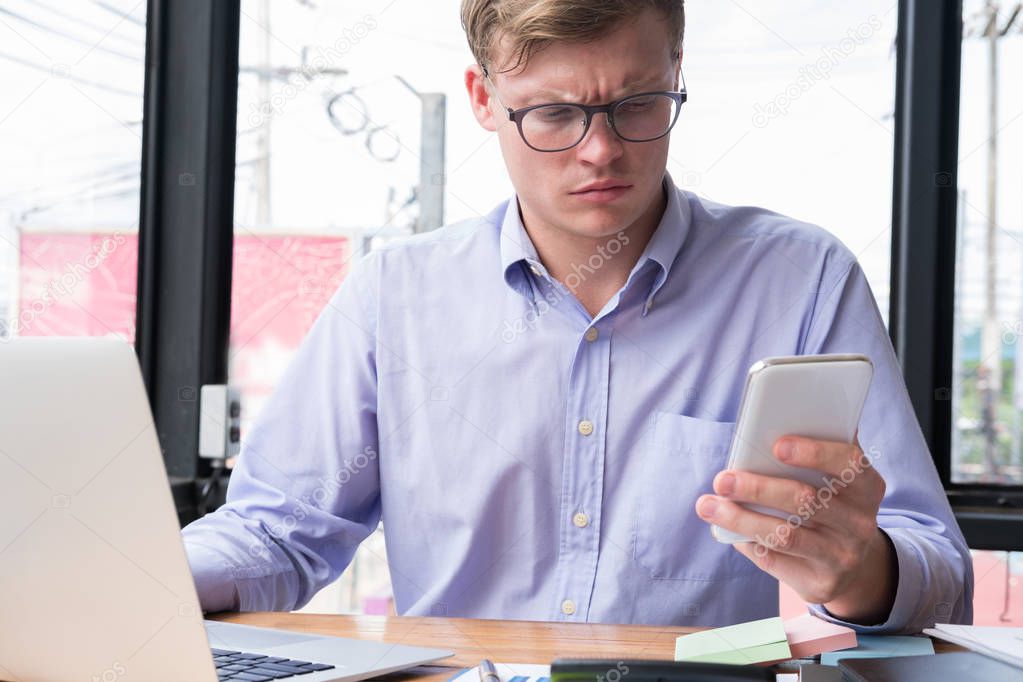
[446,663,552,682]
[923,624,1023,669]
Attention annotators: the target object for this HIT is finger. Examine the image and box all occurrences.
[773,436,873,479]
[713,469,818,517]
[715,466,882,524]
[776,437,887,514]
[696,494,822,559]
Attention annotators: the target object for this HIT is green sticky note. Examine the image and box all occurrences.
[675,616,792,665]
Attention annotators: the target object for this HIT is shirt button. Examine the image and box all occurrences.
[577,420,594,436]
[573,512,589,528]
[529,265,542,277]
[561,599,576,615]
[584,327,599,342]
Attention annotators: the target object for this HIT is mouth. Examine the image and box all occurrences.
[569,182,633,203]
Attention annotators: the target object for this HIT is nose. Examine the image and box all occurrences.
[575,112,624,166]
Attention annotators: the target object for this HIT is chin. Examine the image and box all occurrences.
[559,216,640,241]
[562,203,645,236]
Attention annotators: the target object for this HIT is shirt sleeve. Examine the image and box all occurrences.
[799,256,974,633]
[181,249,383,613]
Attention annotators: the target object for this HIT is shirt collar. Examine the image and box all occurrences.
[632,171,691,315]
[500,172,691,316]
[499,197,546,287]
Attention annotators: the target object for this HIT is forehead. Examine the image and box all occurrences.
[490,8,677,98]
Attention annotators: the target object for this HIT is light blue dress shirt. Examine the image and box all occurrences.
[182,174,972,632]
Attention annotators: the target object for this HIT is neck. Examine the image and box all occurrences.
[522,184,667,318]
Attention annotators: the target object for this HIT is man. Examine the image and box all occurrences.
[183,0,973,631]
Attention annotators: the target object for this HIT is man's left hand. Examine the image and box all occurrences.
[695,436,898,624]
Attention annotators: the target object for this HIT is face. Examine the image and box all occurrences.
[466,7,681,243]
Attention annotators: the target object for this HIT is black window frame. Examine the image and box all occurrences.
[135,0,1023,549]
[137,0,240,525]
[890,0,1023,550]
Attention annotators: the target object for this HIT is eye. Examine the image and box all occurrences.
[619,97,655,112]
[536,106,576,121]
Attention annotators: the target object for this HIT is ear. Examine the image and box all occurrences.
[465,64,501,132]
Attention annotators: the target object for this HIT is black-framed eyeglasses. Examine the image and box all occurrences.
[483,68,687,153]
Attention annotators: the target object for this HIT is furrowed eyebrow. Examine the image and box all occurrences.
[520,78,669,106]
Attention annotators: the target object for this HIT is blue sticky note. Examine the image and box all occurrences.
[819,635,934,666]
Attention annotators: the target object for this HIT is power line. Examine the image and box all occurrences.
[4,153,274,219]
[0,159,140,205]
[0,49,141,97]
[19,182,140,221]
[25,0,145,49]
[0,5,142,62]
[90,0,145,29]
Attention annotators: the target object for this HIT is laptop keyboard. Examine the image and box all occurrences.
[211,647,335,680]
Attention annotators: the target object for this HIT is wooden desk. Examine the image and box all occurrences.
[209,613,966,681]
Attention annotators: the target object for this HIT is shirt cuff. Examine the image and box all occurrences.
[808,528,924,634]
[182,538,241,614]
[233,568,303,613]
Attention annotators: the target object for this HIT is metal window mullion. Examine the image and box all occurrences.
[136,0,240,522]
[890,0,963,482]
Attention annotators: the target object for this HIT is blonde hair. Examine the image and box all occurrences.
[461,0,685,75]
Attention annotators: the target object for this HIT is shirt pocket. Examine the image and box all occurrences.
[634,411,760,581]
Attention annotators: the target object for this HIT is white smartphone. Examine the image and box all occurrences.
[712,353,873,544]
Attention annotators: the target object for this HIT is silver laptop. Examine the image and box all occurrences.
[0,338,452,682]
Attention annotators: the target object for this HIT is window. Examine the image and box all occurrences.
[680,1,896,322]
[230,0,439,433]
[230,0,456,614]
[123,0,1018,617]
[886,0,1021,622]
[228,0,900,427]
[688,0,899,624]
[0,1,145,343]
[225,0,901,614]
[952,0,1023,486]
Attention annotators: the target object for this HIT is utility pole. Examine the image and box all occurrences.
[967,0,1021,479]
[980,0,1002,477]
[396,77,446,233]
[245,6,349,229]
[0,211,17,340]
[954,190,967,477]
[418,93,447,232]
[255,0,272,227]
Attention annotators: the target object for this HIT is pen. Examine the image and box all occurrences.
[479,659,500,682]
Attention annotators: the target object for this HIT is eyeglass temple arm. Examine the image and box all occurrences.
[480,64,517,118]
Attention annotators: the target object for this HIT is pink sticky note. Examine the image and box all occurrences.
[784,613,858,659]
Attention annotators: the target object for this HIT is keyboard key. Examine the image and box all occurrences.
[250,662,316,675]
[231,673,274,681]
[247,667,307,679]
[208,647,332,679]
